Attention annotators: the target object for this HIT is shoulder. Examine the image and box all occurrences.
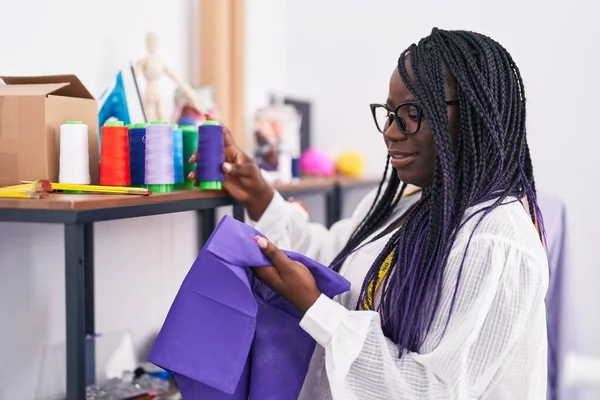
[348,183,422,229]
[461,198,544,253]
[452,197,549,286]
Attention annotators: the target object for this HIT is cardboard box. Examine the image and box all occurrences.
[0,75,99,185]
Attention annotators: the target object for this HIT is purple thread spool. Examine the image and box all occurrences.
[196,120,224,190]
[145,120,175,193]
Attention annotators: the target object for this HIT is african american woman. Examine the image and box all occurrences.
[190,27,549,400]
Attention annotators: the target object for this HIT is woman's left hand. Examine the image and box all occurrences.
[253,236,321,315]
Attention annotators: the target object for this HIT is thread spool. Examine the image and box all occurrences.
[145,120,174,193]
[278,152,293,184]
[59,121,91,185]
[179,125,198,190]
[291,157,300,181]
[172,124,184,186]
[100,120,131,186]
[196,120,224,190]
[178,116,197,127]
[128,123,147,187]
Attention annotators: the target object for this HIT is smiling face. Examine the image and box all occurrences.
[383,57,459,188]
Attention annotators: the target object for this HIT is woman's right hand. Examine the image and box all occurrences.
[187,124,274,221]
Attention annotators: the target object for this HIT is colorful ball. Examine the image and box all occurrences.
[336,151,365,177]
[299,148,336,176]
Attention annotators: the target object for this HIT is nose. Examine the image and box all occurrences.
[383,122,407,143]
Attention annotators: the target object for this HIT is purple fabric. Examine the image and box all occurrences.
[538,192,578,400]
[148,215,351,399]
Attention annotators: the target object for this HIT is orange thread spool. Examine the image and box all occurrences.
[100,121,131,186]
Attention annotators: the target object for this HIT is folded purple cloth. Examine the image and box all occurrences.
[148,215,351,399]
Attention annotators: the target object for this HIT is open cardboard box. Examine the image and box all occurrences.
[0,75,99,186]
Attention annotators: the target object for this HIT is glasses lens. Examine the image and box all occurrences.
[373,106,391,133]
[396,104,420,134]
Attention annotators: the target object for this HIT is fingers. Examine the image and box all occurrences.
[188,150,197,164]
[187,151,197,181]
[222,126,252,163]
[189,158,256,181]
[187,124,254,181]
[222,125,236,149]
[223,161,256,177]
[254,236,291,272]
[252,265,283,291]
[187,167,196,181]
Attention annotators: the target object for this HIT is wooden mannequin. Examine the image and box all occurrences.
[136,32,203,121]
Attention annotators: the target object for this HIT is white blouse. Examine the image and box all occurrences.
[252,186,549,400]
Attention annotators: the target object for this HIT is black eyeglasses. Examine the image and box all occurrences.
[370,100,458,135]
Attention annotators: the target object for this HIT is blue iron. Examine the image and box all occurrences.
[97,63,146,146]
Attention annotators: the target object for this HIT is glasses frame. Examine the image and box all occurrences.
[370,100,459,135]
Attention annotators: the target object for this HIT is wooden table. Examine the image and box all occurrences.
[0,176,378,400]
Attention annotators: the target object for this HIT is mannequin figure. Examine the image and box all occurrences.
[136,32,203,121]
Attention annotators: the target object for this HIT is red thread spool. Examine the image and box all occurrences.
[100,121,131,186]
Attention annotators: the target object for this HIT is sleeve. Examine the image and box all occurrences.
[250,188,378,266]
[299,236,550,399]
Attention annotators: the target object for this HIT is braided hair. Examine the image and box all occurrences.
[329,28,545,356]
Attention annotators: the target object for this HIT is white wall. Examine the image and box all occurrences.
[0,1,199,398]
[243,0,288,148]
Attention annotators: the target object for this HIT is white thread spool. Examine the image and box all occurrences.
[59,121,91,184]
[278,152,293,184]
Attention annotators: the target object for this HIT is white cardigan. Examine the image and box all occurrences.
[252,187,549,400]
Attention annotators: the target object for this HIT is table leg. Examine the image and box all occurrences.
[326,186,342,228]
[198,209,216,252]
[233,203,245,221]
[64,223,95,400]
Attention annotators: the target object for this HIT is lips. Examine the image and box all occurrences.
[388,150,418,168]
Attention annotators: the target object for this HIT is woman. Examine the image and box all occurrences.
[190,28,549,399]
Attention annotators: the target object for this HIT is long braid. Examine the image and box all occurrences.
[348,156,394,242]
[330,157,403,271]
[330,28,545,356]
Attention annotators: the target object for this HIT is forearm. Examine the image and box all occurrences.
[251,192,351,264]
[244,186,275,221]
[300,295,451,399]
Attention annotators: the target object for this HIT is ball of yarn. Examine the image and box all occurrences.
[299,148,336,176]
[336,151,365,177]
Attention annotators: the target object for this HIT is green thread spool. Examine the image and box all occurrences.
[146,184,173,193]
[179,125,199,190]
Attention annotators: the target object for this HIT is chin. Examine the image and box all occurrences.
[394,168,430,188]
